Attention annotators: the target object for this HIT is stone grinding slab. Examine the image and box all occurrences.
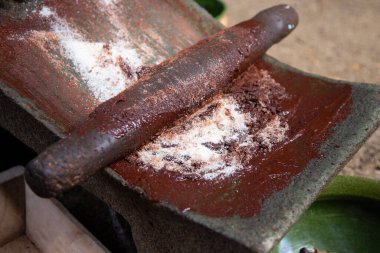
[0,1,379,252]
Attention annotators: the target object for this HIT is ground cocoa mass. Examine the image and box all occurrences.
[128,65,289,180]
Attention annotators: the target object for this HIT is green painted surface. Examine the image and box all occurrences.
[319,176,380,202]
[195,0,226,19]
[271,176,380,253]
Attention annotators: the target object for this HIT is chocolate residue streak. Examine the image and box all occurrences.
[83,18,265,140]
[128,66,288,180]
[111,60,352,217]
[1,0,198,132]
[0,2,153,131]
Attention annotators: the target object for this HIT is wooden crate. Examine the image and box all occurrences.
[0,167,109,253]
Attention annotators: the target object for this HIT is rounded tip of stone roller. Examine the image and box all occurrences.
[25,160,58,198]
[253,4,299,44]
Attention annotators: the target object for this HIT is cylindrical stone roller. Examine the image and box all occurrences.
[26,5,299,197]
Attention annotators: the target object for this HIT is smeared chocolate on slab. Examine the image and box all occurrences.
[112,60,352,217]
[26,5,300,197]
[129,65,288,181]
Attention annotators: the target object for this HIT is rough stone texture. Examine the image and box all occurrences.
[0,91,58,153]
[83,171,252,253]
[83,56,380,253]
[0,2,377,253]
[223,0,380,179]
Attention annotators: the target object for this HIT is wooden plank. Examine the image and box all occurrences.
[0,235,40,253]
[0,168,25,246]
[0,166,24,185]
[25,185,109,253]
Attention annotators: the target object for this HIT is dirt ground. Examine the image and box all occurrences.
[223,0,380,179]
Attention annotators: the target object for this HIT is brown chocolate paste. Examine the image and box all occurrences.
[111,59,352,217]
[25,5,300,197]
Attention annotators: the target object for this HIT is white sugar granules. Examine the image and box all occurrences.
[134,95,288,180]
[136,96,252,180]
[38,6,142,102]
[33,5,288,181]
[39,6,54,17]
[99,0,120,6]
[256,116,289,150]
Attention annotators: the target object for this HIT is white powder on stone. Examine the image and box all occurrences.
[39,6,54,17]
[135,95,288,180]
[32,5,288,181]
[99,0,120,6]
[38,6,143,102]
[257,116,289,150]
[136,96,252,180]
